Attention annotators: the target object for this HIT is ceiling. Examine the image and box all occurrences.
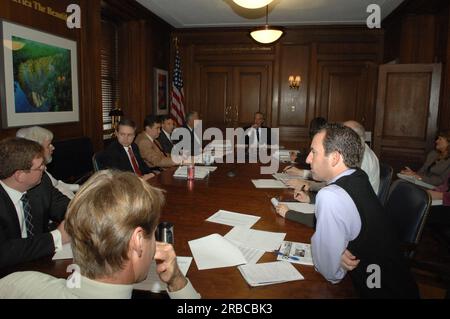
[136,0,405,28]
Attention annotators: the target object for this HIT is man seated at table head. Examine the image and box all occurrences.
[173,110,202,156]
[157,115,176,154]
[343,120,380,195]
[16,126,79,199]
[135,115,179,168]
[101,118,156,181]
[0,170,201,299]
[244,111,272,146]
[305,123,418,298]
[0,137,70,269]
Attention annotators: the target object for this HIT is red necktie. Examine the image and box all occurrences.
[127,147,142,176]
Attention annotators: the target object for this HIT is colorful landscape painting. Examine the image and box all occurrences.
[12,36,72,113]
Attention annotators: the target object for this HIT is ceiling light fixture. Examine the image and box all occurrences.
[250,5,284,45]
[233,0,273,9]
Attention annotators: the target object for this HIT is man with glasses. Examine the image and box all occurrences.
[0,137,70,269]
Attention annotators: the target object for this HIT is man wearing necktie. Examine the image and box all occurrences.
[244,112,272,147]
[136,115,179,169]
[0,138,70,269]
[157,115,176,155]
[101,119,157,181]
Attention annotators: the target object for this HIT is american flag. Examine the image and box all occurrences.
[170,49,185,127]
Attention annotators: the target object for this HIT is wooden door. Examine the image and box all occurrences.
[373,64,441,172]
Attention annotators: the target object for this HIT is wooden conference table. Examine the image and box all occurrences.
[2,162,354,299]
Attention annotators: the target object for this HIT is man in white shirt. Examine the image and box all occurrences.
[0,170,201,299]
[0,138,70,269]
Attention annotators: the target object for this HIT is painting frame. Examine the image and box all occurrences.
[0,20,79,128]
[154,68,169,115]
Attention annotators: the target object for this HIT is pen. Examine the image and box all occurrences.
[274,251,300,261]
[283,165,293,172]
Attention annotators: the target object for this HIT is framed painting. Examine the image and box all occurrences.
[0,21,79,128]
[154,68,169,115]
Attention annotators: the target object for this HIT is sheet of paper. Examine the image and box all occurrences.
[272,173,300,181]
[52,243,73,260]
[188,234,247,270]
[271,198,315,215]
[206,210,260,228]
[133,257,192,292]
[252,179,287,188]
[277,241,313,266]
[432,199,443,206]
[397,173,435,190]
[226,239,265,264]
[173,166,210,179]
[238,261,304,287]
[224,226,286,252]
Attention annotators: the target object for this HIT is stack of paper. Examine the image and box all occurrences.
[238,261,304,286]
[134,257,192,292]
[188,234,247,270]
[397,173,435,190]
[252,179,287,188]
[173,166,210,179]
[271,198,315,214]
[277,241,313,266]
[224,226,286,252]
[206,210,260,228]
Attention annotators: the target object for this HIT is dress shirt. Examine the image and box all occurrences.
[162,129,172,144]
[361,144,380,194]
[0,181,62,251]
[0,271,201,299]
[311,169,362,284]
[46,171,79,200]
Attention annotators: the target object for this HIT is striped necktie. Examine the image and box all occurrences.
[21,193,34,238]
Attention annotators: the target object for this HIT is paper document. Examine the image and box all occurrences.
[397,173,435,190]
[272,173,300,181]
[271,198,315,214]
[277,241,313,266]
[188,234,247,270]
[52,243,73,260]
[225,226,286,252]
[206,210,260,228]
[432,199,443,206]
[226,239,265,264]
[173,166,210,179]
[252,179,287,188]
[238,261,304,287]
[134,257,192,292]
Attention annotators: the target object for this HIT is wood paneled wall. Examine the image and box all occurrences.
[0,0,172,150]
[173,27,383,148]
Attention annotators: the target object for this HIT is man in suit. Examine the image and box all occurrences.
[0,137,70,269]
[243,112,272,146]
[173,110,202,157]
[157,115,175,155]
[135,115,179,168]
[101,118,156,181]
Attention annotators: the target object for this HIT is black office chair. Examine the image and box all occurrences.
[385,179,431,259]
[377,162,393,206]
[92,151,106,172]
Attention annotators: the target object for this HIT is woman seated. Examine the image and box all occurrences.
[400,131,450,186]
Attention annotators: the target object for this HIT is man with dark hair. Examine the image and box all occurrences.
[0,138,70,269]
[305,124,418,298]
[135,115,178,168]
[101,119,156,181]
[157,115,176,154]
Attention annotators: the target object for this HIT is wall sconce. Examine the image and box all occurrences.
[288,75,301,89]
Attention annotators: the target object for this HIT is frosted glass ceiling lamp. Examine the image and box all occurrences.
[250,5,284,44]
[233,0,273,9]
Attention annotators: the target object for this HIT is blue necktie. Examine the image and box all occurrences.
[21,193,34,238]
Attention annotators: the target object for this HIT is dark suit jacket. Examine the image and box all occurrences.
[173,125,202,156]
[101,140,156,174]
[243,125,272,146]
[157,130,174,155]
[0,174,69,269]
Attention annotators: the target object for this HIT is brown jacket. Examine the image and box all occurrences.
[135,132,175,168]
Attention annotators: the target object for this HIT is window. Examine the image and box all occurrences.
[100,20,120,134]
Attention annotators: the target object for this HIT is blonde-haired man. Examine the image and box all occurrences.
[0,170,200,299]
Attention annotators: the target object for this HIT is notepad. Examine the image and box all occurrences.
[133,257,192,292]
[224,226,286,252]
[397,173,435,190]
[277,241,313,266]
[52,243,73,260]
[271,198,315,214]
[206,210,260,228]
[252,179,287,188]
[238,261,304,287]
[188,234,247,270]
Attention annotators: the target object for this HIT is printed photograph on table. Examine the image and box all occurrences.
[0,21,79,128]
[154,68,168,115]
